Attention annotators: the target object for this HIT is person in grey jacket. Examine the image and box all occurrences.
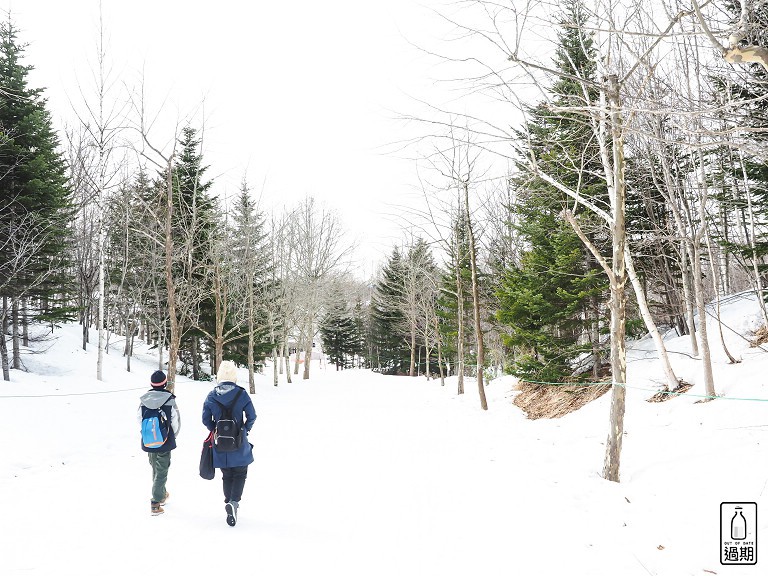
[202,360,256,526]
[138,370,181,516]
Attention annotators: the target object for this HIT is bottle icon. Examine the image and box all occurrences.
[731,507,747,540]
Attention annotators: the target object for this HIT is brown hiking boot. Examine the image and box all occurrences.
[159,491,169,505]
[151,501,165,516]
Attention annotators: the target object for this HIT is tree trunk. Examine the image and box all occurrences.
[658,143,699,355]
[21,298,28,347]
[123,313,132,357]
[97,197,105,380]
[592,294,601,380]
[82,308,88,351]
[272,346,278,388]
[463,181,488,411]
[417,343,421,377]
[249,287,256,392]
[432,313,446,386]
[192,336,200,381]
[126,316,135,373]
[164,159,180,394]
[680,241,699,356]
[1,297,9,381]
[158,320,165,370]
[602,75,628,483]
[207,337,218,375]
[705,227,737,364]
[455,220,465,395]
[303,333,312,380]
[625,252,681,389]
[285,343,293,384]
[424,308,431,381]
[11,298,20,370]
[693,152,716,397]
[211,264,226,377]
[692,243,716,395]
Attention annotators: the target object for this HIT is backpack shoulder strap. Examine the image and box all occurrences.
[212,387,244,417]
[228,387,244,409]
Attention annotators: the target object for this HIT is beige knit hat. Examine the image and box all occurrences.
[217,360,238,384]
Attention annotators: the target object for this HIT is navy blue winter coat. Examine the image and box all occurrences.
[202,383,256,468]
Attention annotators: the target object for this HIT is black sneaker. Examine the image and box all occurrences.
[225,502,237,527]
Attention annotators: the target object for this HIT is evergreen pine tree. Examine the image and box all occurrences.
[706,4,768,300]
[496,0,608,381]
[226,182,273,369]
[0,19,74,324]
[166,126,218,377]
[319,290,357,370]
[350,300,369,368]
[369,247,410,374]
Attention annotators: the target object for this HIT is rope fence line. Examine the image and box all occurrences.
[516,378,768,403]
[0,386,146,399]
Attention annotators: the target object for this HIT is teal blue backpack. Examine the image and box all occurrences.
[141,406,170,449]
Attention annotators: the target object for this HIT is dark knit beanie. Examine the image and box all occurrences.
[150,370,167,387]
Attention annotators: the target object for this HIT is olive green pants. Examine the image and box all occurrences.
[148,451,171,503]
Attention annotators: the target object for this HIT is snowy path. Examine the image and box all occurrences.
[2,364,632,576]
[2,360,656,575]
[4,314,768,576]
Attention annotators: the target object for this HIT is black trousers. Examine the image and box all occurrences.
[222,466,248,503]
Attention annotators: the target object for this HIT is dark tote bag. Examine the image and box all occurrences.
[199,430,215,480]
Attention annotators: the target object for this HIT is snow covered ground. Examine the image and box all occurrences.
[2,292,768,575]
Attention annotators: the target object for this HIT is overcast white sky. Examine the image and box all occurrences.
[7,0,469,275]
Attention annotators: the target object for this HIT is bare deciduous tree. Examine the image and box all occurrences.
[0,212,52,380]
[288,197,351,380]
[71,4,128,380]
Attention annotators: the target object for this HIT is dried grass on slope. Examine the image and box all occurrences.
[513,379,611,419]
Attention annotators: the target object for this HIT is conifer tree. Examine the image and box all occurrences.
[706,3,768,313]
[319,291,357,370]
[350,300,369,368]
[496,0,608,381]
[168,126,218,378]
[226,180,273,383]
[0,19,74,376]
[0,20,74,312]
[369,248,410,374]
[497,213,603,381]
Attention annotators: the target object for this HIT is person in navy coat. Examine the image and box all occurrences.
[202,359,257,526]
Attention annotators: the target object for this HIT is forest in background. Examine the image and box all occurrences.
[2,1,768,481]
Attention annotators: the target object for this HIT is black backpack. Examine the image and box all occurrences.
[213,387,244,452]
